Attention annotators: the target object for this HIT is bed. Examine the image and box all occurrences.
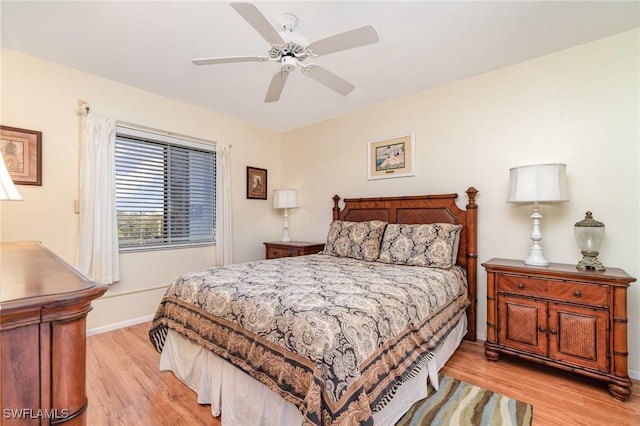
[150,187,478,426]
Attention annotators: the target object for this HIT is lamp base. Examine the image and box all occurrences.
[576,252,605,271]
[523,202,549,267]
[523,251,549,267]
[281,207,291,242]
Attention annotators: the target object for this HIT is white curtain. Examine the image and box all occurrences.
[77,113,120,284]
[215,143,233,265]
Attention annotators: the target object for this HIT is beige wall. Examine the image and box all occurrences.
[282,30,640,375]
[0,48,285,330]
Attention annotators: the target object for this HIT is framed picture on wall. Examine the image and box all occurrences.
[367,132,415,180]
[246,166,267,199]
[1,125,42,186]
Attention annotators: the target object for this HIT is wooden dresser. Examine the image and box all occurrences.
[1,241,107,425]
[483,258,636,401]
[264,241,325,259]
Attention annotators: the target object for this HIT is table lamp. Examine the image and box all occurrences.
[507,163,568,266]
[273,188,298,242]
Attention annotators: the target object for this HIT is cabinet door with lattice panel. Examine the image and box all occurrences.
[548,302,609,372]
[498,295,547,356]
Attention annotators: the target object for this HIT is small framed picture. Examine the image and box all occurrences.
[1,125,42,186]
[247,166,267,199]
[368,132,415,180]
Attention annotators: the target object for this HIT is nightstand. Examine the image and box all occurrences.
[264,241,325,259]
[483,258,636,401]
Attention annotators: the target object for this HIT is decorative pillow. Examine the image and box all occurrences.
[323,220,388,261]
[377,223,463,268]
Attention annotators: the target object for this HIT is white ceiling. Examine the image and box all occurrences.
[2,1,639,132]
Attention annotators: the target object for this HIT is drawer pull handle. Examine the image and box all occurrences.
[539,326,547,333]
[573,290,582,298]
[517,283,525,289]
[549,329,557,335]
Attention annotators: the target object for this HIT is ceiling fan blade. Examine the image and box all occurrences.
[230,2,284,45]
[192,56,268,65]
[304,65,355,96]
[309,25,379,56]
[265,70,290,103]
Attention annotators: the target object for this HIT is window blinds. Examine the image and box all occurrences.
[115,129,216,250]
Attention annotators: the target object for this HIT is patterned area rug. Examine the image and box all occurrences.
[395,375,533,426]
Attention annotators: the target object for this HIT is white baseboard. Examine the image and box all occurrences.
[87,314,154,336]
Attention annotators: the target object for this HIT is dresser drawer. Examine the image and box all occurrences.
[547,280,609,307]
[267,247,298,259]
[498,275,547,296]
[264,242,325,259]
[498,274,609,307]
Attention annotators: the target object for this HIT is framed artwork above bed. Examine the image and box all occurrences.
[368,132,415,180]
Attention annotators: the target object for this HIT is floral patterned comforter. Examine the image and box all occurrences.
[149,253,468,426]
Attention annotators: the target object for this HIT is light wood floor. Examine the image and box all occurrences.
[86,323,640,425]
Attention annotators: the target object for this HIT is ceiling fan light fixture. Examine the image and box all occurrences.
[281,55,297,72]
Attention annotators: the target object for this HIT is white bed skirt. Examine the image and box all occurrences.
[159,316,467,426]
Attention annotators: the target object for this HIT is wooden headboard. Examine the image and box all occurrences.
[331,187,478,341]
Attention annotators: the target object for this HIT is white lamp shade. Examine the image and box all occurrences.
[273,189,298,209]
[507,163,568,203]
[0,151,23,201]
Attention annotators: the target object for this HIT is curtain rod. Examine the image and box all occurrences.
[76,100,231,148]
[116,121,227,148]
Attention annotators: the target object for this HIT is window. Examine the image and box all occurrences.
[115,127,216,250]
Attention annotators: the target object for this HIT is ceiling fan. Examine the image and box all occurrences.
[192,2,379,102]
